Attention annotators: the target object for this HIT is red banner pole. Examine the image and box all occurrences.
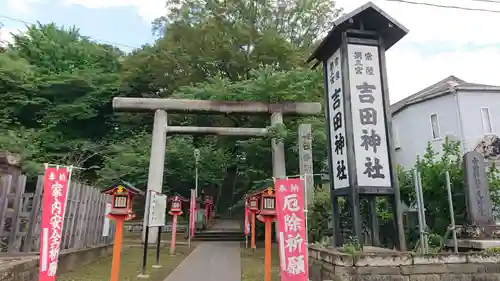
[264,219,272,281]
[251,212,256,251]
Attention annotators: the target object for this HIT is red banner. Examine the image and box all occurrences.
[39,166,71,281]
[275,178,309,281]
[244,200,250,236]
[189,189,196,237]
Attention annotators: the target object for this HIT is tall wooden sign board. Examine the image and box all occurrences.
[308,2,409,250]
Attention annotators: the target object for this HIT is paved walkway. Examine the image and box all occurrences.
[163,242,241,281]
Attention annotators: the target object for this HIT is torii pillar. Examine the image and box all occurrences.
[112,98,321,243]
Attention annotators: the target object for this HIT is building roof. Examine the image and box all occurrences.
[390,75,500,115]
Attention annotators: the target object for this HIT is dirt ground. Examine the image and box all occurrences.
[56,231,193,281]
[241,245,280,281]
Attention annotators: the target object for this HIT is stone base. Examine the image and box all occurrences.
[361,246,400,253]
[137,274,150,278]
[456,224,500,239]
[444,239,500,251]
[152,264,163,268]
[332,246,400,254]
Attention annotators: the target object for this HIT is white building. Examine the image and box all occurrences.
[391,75,500,169]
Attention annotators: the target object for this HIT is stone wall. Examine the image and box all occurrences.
[0,244,113,281]
[308,246,500,281]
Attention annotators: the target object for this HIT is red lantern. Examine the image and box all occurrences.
[169,196,183,215]
[248,196,259,212]
[259,187,276,217]
[102,183,143,220]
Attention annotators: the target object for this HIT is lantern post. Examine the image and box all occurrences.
[168,196,184,255]
[102,182,144,281]
[256,187,276,281]
[247,195,260,251]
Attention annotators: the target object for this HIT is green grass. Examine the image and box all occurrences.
[241,245,280,281]
[56,245,193,281]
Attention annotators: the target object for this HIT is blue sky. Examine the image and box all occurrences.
[1,0,500,102]
[1,0,159,52]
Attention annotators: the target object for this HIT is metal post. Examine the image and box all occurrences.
[153,226,162,268]
[188,224,191,248]
[194,149,200,199]
[445,171,458,253]
[188,210,192,249]
[140,227,150,277]
[417,171,429,254]
[230,166,237,220]
[413,169,425,254]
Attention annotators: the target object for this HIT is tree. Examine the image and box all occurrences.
[121,0,341,97]
[113,0,342,210]
[397,138,500,249]
[154,0,342,48]
[0,0,343,215]
[0,23,123,181]
[105,66,328,213]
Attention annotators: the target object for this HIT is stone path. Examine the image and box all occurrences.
[162,242,241,281]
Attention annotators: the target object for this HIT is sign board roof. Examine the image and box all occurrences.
[102,181,144,196]
[308,1,409,64]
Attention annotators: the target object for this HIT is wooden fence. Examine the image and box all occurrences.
[0,174,115,254]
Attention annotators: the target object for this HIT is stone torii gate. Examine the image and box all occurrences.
[112,97,321,243]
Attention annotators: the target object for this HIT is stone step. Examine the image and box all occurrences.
[192,235,246,242]
[196,231,243,236]
[193,231,246,242]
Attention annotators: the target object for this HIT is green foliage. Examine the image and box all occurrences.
[308,185,332,242]
[342,236,361,255]
[398,138,500,249]
[483,247,500,254]
[0,0,341,215]
[487,162,500,216]
[0,23,122,182]
[266,123,288,142]
[307,138,500,248]
[398,139,465,236]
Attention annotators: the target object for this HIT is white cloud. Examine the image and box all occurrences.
[63,0,168,22]
[385,44,500,103]
[58,0,500,104]
[63,0,500,103]
[337,0,500,45]
[335,0,500,103]
[6,0,41,15]
[0,26,28,46]
[0,27,16,46]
